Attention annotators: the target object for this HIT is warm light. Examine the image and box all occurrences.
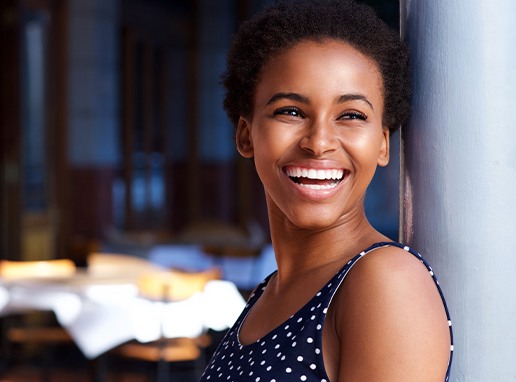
[0,259,76,280]
[137,267,221,301]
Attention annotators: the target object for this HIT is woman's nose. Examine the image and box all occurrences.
[299,119,338,156]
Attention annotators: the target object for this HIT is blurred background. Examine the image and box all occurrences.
[0,0,399,380]
[0,0,399,265]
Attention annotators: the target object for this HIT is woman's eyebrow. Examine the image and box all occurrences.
[266,92,310,105]
[266,92,373,110]
[335,93,374,110]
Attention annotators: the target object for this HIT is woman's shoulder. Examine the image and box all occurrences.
[329,242,451,380]
[340,242,447,326]
[353,242,431,280]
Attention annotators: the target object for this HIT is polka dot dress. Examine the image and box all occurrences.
[199,242,453,382]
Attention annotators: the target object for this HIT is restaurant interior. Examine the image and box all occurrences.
[0,0,398,380]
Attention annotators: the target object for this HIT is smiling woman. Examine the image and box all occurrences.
[237,40,389,230]
[199,1,453,381]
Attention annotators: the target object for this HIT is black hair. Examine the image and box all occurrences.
[222,0,411,133]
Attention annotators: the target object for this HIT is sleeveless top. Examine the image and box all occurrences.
[199,242,453,381]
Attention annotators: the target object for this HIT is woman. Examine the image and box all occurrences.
[200,1,453,381]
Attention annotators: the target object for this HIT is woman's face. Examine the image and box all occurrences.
[236,39,389,230]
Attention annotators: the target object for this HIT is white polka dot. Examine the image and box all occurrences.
[297,356,303,362]
[267,366,272,371]
[316,324,322,330]
[301,376,307,381]
[286,367,292,373]
[310,364,316,370]
[307,337,314,343]
[292,341,297,347]
[315,348,321,354]
[297,317,303,323]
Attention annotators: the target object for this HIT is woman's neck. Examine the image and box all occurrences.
[268,210,389,285]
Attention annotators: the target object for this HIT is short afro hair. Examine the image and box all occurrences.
[222,0,411,134]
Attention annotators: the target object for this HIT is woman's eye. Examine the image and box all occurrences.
[339,111,367,121]
[274,107,304,118]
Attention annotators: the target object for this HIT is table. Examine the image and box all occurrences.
[0,272,246,359]
[147,244,277,290]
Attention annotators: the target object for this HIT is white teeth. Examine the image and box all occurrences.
[286,167,344,180]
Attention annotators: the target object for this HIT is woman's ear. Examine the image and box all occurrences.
[236,117,254,158]
[377,127,390,167]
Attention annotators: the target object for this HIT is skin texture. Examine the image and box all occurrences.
[236,39,450,381]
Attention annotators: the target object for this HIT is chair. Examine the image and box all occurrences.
[0,259,76,381]
[109,267,221,382]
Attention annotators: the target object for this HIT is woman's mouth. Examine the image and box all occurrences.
[284,166,347,190]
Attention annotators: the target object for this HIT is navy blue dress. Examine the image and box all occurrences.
[199,242,453,381]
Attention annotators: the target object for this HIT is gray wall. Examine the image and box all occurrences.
[400,0,516,380]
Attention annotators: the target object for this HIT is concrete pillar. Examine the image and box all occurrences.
[400,1,516,380]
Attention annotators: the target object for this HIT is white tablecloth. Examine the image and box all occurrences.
[0,275,245,359]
